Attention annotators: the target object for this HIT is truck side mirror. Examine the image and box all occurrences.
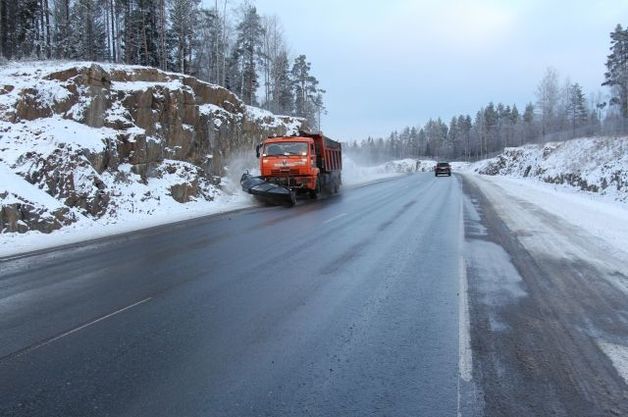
[255,144,261,158]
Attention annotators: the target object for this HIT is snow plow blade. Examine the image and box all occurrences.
[240,172,296,206]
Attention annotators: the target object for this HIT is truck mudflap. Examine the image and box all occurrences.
[240,172,297,206]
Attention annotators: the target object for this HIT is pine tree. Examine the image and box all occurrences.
[68,0,108,61]
[291,54,324,129]
[603,24,628,119]
[232,4,264,105]
[0,0,43,59]
[522,103,537,143]
[225,46,242,96]
[168,0,199,73]
[193,7,221,81]
[510,104,522,145]
[270,49,293,114]
[456,115,471,160]
[51,0,71,59]
[483,102,498,155]
[566,83,588,137]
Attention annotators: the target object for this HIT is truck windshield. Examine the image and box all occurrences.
[264,142,308,156]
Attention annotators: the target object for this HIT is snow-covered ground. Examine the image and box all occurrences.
[464,174,628,260]
[469,137,628,203]
[0,180,253,259]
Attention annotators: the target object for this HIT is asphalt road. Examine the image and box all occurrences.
[3,172,626,417]
[0,173,465,417]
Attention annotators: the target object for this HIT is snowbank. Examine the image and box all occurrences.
[469,137,628,203]
[0,187,253,258]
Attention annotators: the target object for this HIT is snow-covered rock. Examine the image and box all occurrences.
[470,137,628,203]
[0,61,304,235]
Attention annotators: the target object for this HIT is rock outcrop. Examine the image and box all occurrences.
[0,62,304,233]
[473,138,628,202]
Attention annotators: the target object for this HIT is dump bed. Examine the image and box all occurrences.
[300,132,342,173]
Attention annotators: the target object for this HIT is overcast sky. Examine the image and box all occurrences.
[248,0,626,141]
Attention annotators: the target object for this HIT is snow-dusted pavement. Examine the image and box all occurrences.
[461,172,628,416]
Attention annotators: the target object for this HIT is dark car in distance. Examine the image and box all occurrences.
[434,162,451,177]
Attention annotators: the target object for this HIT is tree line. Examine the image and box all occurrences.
[0,0,325,129]
[348,24,628,164]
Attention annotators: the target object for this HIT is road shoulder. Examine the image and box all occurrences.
[461,173,628,416]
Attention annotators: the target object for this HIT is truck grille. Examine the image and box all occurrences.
[270,169,300,176]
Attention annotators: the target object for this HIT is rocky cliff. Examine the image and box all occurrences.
[0,62,304,234]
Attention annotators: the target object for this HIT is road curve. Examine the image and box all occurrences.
[0,173,464,417]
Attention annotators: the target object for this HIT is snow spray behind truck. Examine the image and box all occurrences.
[241,132,342,206]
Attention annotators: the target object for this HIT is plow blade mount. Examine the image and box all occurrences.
[240,173,296,206]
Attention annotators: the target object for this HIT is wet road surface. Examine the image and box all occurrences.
[0,173,463,417]
[2,172,627,417]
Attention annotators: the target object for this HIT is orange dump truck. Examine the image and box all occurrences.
[241,132,342,206]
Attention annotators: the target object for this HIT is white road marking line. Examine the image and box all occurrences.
[458,256,472,382]
[322,213,348,224]
[457,180,473,417]
[28,297,152,353]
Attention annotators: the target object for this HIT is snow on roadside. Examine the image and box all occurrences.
[464,173,628,264]
[469,137,628,203]
[0,184,253,258]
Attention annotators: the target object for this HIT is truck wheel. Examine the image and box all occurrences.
[288,191,297,207]
[311,176,321,198]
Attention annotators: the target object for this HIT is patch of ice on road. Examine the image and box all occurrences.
[598,341,628,384]
[465,240,527,332]
[462,195,487,237]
